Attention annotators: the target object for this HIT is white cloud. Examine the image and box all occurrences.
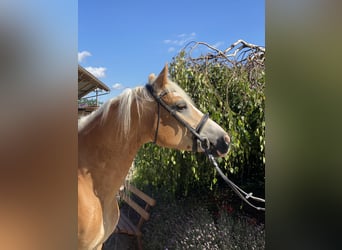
[212,41,224,48]
[168,47,176,53]
[85,66,106,78]
[112,83,123,90]
[163,32,196,52]
[78,51,91,63]
[175,39,188,46]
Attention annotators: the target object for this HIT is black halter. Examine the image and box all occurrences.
[146,84,210,152]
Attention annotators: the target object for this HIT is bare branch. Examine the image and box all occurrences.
[182,39,265,87]
[184,39,264,66]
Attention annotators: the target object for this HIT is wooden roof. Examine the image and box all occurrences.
[78,65,110,99]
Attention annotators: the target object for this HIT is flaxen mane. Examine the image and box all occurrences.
[78,77,193,137]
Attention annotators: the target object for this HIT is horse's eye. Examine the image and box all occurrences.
[176,103,187,111]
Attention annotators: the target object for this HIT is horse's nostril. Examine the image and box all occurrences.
[224,135,230,145]
[214,135,230,156]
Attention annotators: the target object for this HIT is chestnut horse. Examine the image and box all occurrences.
[78,65,230,249]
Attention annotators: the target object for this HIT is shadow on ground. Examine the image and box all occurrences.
[102,233,137,250]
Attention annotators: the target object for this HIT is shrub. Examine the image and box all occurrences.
[134,40,265,201]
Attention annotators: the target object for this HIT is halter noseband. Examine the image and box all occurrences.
[146,84,210,152]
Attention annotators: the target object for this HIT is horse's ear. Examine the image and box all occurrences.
[148,73,156,84]
[154,64,168,90]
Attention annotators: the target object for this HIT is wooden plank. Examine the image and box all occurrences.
[116,216,132,234]
[121,194,150,221]
[127,184,156,206]
[119,217,133,234]
[114,184,156,242]
[120,214,141,236]
[116,216,129,234]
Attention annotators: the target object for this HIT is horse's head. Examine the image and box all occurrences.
[146,65,230,157]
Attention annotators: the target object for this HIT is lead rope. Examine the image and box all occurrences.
[205,150,265,211]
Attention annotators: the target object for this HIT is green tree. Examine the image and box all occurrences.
[134,40,265,200]
[78,97,103,107]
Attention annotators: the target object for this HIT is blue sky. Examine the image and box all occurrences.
[78,0,265,103]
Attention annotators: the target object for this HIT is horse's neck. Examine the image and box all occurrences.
[78,95,154,200]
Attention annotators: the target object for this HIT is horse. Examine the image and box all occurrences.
[78,64,230,250]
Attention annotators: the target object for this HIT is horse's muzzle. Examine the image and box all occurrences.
[209,135,230,157]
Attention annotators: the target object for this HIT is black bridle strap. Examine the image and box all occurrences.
[192,113,209,151]
[146,84,209,150]
[153,101,161,144]
[152,88,168,144]
[195,113,209,134]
